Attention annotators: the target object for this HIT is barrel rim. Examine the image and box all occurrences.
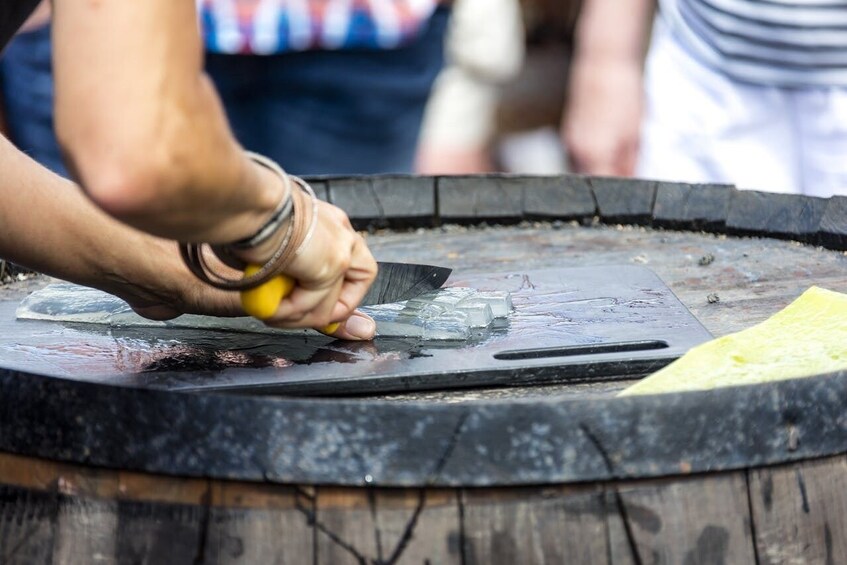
[2,365,845,486]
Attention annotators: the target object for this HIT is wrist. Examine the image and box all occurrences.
[236,152,290,236]
[572,48,642,72]
[178,154,319,292]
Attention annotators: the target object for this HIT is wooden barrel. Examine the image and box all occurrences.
[1,174,846,563]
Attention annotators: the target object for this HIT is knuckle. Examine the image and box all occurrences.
[282,301,310,321]
[318,252,349,281]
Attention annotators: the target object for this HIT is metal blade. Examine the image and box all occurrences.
[361,262,452,306]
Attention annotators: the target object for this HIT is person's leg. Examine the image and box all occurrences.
[259,8,450,175]
[794,88,847,198]
[638,18,799,193]
[0,24,67,177]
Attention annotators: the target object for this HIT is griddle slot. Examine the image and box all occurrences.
[494,340,669,361]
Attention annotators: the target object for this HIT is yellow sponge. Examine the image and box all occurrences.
[620,286,847,396]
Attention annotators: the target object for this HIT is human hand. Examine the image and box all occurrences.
[563,59,643,176]
[106,207,377,342]
[231,195,378,340]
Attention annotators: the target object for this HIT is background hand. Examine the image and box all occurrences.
[563,60,643,176]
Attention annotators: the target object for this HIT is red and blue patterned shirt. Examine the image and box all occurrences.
[198,0,440,54]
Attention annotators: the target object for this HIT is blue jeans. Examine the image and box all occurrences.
[0,9,447,178]
[206,8,449,175]
[0,24,68,177]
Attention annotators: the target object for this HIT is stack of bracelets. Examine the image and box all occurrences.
[178,152,318,291]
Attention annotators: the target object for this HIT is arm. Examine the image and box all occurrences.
[51,0,277,243]
[0,136,373,339]
[0,134,238,320]
[563,0,654,176]
[50,0,376,336]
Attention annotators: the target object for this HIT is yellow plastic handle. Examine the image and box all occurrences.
[240,264,340,335]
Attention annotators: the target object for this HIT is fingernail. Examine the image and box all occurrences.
[344,313,376,339]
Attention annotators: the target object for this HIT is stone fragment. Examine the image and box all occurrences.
[819,196,847,250]
[455,300,494,327]
[438,175,524,220]
[363,303,426,338]
[322,176,435,226]
[408,287,475,310]
[325,177,379,220]
[422,312,472,340]
[522,176,596,219]
[371,175,436,218]
[652,182,734,230]
[474,291,513,317]
[589,177,656,222]
[726,190,827,241]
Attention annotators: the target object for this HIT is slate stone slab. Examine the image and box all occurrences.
[652,182,734,230]
[522,175,596,219]
[438,176,524,220]
[589,177,657,222]
[819,196,847,250]
[726,190,828,241]
[2,266,711,397]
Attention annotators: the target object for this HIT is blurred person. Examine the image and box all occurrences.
[415,0,525,174]
[202,0,450,175]
[0,1,378,340]
[564,0,847,197]
[0,2,66,176]
[1,2,450,177]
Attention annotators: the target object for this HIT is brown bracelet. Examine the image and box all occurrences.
[178,157,319,291]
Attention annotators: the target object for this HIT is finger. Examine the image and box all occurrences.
[329,235,377,318]
[585,160,617,176]
[570,150,614,176]
[266,273,345,327]
[619,140,640,177]
[320,310,376,341]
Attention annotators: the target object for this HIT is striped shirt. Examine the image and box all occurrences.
[199,0,440,55]
[660,0,847,87]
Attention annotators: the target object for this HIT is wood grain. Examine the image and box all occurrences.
[461,485,609,564]
[314,486,461,564]
[613,473,757,564]
[205,483,313,564]
[749,455,847,565]
[0,485,56,565]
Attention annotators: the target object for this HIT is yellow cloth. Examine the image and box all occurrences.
[620,286,847,396]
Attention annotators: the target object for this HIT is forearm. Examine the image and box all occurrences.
[0,135,175,294]
[573,0,654,66]
[563,0,654,176]
[51,0,280,245]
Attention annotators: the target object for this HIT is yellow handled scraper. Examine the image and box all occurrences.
[240,262,452,332]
